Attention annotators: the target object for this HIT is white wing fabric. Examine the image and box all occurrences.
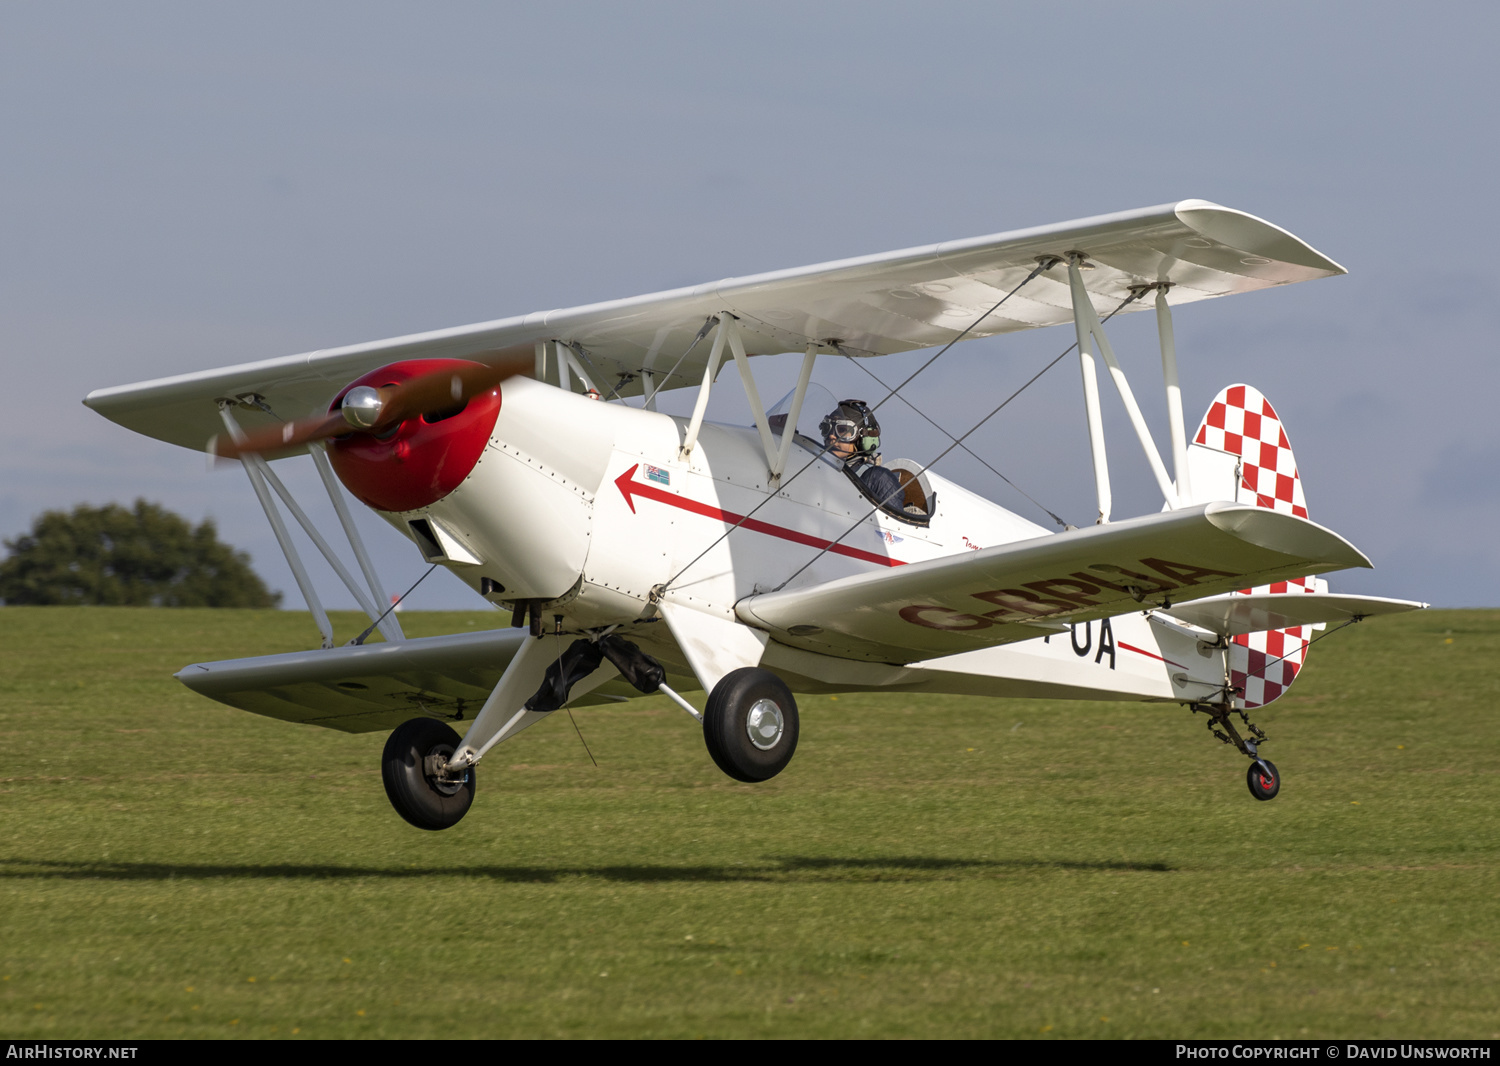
[734,504,1369,664]
[85,200,1343,453]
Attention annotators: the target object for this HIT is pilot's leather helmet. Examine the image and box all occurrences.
[820,399,881,457]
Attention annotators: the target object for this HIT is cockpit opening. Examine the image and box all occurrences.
[765,383,936,526]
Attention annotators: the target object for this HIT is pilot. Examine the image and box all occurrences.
[820,399,904,510]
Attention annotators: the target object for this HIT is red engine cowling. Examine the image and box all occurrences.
[326,359,502,513]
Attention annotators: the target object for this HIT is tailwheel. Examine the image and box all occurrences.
[382,717,475,830]
[1192,701,1279,802]
[703,667,800,782]
[1247,759,1281,801]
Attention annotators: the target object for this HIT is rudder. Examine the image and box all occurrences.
[1187,384,1319,710]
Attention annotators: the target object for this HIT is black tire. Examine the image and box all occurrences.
[381,717,475,830]
[1247,759,1281,802]
[702,668,799,782]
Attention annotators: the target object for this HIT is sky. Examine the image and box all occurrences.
[3,1,1496,624]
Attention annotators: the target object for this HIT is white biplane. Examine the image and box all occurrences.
[85,200,1425,829]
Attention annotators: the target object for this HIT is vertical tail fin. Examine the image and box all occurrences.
[1188,384,1318,709]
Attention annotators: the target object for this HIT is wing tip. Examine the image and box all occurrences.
[1205,503,1373,570]
[1174,200,1347,276]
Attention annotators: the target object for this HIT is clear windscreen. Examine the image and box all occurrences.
[765,382,839,454]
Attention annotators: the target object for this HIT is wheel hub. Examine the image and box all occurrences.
[423,744,467,796]
[745,699,785,750]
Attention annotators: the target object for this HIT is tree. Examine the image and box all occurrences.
[0,500,282,607]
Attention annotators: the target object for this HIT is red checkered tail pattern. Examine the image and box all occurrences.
[1187,384,1321,710]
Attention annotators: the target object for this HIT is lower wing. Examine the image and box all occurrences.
[735,502,1371,664]
[174,628,657,733]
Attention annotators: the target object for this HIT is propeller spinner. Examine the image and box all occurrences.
[339,385,385,429]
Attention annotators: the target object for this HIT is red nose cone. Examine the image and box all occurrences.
[327,359,502,513]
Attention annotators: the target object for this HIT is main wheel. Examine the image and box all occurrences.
[381,717,475,830]
[1247,759,1280,801]
[703,668,800,782]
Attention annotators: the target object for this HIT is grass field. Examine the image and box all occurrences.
[1,606,1497,1039]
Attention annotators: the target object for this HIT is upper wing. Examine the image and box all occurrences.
[734,503,1370,664]
[85,199,1343,452]
[1160,592,1427,636]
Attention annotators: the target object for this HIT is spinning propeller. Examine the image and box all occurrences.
[208,348,535,460]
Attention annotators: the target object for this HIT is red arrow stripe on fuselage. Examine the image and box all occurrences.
[615,464,905,568]
[1118,641,1187,670]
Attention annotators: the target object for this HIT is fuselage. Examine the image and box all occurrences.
[328,376,1216,705]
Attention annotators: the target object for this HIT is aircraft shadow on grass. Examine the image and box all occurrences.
[0,856,1171,884]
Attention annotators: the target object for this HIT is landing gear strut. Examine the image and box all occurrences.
[1191,701,1280,801]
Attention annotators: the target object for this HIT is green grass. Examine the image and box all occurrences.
[1,606,1496,1038]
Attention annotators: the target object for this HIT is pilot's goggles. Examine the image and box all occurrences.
[828,419,861,442]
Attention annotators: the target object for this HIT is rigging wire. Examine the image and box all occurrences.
[770,290,1144,593]
[553,633,600,767]
[658,265,1051,594]
[350,564,437,646]
[565,341,626,403]
[840,354,1071,530]
[641,316,719,410]
[565,705,598,766]
[861,261,1051,419]
[1253,616,1360,675]
[658,439,836,595]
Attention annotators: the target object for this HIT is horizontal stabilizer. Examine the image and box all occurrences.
[1160,592,1428,637]
[736,502,1370,664]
